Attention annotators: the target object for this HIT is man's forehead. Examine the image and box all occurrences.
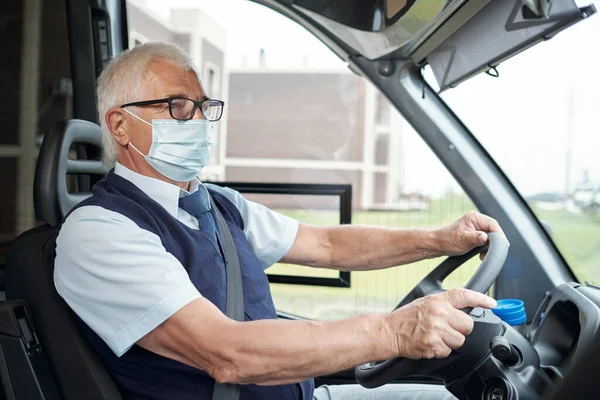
[145,60,204,98]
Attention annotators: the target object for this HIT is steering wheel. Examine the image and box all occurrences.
[355,232,509,388]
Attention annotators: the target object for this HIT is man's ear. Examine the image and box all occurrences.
[106,108,130,146]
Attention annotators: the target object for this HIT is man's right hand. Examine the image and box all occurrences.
[385,288,497,360]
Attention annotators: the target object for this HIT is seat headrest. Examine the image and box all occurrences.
[34,119,105,227]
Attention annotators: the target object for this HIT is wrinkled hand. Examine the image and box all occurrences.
[436,211,504,260]
[387,288,497,359]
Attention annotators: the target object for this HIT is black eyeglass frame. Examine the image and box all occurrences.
[120,97,225,121]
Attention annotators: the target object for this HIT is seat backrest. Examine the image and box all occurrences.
[6,119,122,400]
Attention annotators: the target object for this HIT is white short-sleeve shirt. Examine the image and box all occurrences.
[54,162,298,357]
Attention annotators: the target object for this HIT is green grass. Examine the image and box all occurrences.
[533,207,600,285]
[267,196,600,320]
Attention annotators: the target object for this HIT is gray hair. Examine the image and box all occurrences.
[97,42,200,168]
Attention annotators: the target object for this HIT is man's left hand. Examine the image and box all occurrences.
[435,211,505,260]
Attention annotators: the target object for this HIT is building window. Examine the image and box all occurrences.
[128,31,148,49]
[375,92,391,127]
[375,134,389,165]
[204,63,220,98]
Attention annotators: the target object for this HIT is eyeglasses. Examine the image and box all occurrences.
[120,97,225,122]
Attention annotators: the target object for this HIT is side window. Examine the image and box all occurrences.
[0,0,72,272]
[130,1,480,319]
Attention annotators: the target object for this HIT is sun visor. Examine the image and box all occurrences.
[427,0,596,92]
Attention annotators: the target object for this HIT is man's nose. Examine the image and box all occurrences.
[191,106,204,120]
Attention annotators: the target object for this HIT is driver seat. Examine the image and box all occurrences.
[3,119,122,400]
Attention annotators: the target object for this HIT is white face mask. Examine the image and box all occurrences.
[124,109,213,182]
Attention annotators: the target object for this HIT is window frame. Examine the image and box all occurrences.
[208,181,353,288]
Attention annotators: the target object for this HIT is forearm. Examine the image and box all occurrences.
[210,313,395,385]
[139,298,397,386]
[322,225,442,271]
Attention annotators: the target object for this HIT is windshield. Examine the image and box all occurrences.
[437,8,600,285]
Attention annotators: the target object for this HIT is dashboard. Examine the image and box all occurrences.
[527,283,600,384]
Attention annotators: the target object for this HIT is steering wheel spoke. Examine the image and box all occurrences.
[394,278,444,310]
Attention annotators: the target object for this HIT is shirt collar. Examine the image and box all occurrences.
[114,162,204,219]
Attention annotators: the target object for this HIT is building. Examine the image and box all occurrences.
[225,68,405,210]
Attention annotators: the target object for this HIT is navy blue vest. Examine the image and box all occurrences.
[68,171,315,400]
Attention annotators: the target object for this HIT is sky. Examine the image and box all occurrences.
[441,2,600,197]
[142,0,600,197]
[141,0,346,69]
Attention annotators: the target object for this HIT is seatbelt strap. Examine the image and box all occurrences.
[210,197,243,400]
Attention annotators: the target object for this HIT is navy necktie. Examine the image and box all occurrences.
[178,188,217,240]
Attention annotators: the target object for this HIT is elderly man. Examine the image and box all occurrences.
[55,42,502,400]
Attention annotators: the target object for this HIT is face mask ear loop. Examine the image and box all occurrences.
[122,108,153,158]
[122,108,153,127]
[128,142,147,158]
